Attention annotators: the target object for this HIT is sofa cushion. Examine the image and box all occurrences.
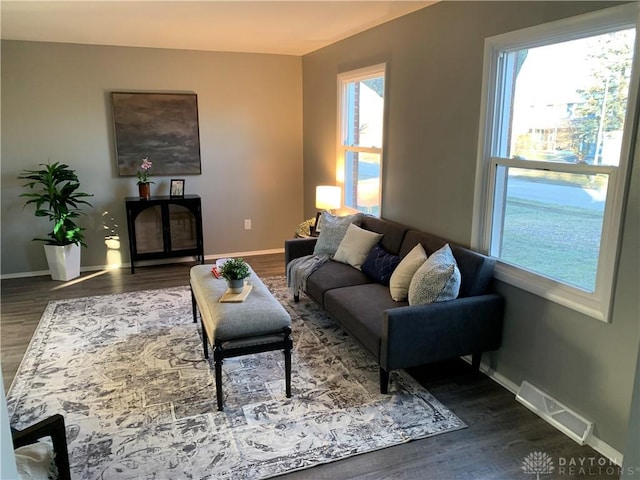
[389,243,427,301]
[333,223,383,270]
[360,216,409,255]
[408,244,461,305]
[324,283,407,359]
[361,244,402,286]
[400,230,496,298]
[306,260,372,307]
[313,212,364,256]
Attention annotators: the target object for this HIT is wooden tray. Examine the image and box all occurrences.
[219,285,253,303]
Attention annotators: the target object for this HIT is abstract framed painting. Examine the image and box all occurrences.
[112,92,201,176]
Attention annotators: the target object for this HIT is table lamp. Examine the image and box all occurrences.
[313,185,341,235]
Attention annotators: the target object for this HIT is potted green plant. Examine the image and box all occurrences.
[18,162,93,281]
[219,258,250,293]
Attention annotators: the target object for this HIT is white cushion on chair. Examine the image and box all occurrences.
[15,442,56,480]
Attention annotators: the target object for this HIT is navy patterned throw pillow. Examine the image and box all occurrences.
[361,243,402,286]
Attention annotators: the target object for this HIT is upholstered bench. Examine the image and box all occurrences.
[189,264,293,411]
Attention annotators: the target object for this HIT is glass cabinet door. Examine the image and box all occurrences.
[133,206,164,254]
[168,204,197,251]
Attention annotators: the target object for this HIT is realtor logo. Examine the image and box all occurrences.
[522,451,555,479]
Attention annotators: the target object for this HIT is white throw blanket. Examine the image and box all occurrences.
[286,254,330,298]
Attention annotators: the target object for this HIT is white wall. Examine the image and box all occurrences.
[1,41,303,275]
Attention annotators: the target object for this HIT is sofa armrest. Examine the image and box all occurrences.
[284,237,318,266]
[379,293,504,371]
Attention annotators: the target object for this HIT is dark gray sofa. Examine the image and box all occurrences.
[285,215,504,393]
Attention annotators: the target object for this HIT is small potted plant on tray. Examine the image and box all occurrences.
[219,258,250,293]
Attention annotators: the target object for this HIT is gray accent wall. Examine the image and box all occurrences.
[622,342,640,477]
[302,1,638,453]
[1,41,303,274]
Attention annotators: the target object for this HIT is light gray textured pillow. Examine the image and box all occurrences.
[313,212,364,256]
[333,223,383,270]
[408,244,461,305]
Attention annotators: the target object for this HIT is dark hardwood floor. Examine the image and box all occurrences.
[1,254,620,479]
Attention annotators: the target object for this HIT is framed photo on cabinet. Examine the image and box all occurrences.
[170,179,185,197]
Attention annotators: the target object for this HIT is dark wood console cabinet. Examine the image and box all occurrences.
[125,195,204,273]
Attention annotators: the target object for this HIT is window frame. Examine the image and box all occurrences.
[337,63,386,217]
[471,3,639,322]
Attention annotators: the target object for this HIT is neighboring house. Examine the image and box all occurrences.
[1,0,638,469]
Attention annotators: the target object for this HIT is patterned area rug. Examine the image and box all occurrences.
[7,276,466,479]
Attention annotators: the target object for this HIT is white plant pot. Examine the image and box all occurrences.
[44,244,81,281]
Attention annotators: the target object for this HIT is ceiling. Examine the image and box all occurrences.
[0,1,435,56]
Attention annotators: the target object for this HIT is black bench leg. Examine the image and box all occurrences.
[201,319,209,359]
[283,327,293,398]
[214,341,224,411]
[380,368,390,394]
[191,286,197,323]
[472,352,482,370]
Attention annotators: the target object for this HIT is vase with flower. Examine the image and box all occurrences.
[137,158,154,199]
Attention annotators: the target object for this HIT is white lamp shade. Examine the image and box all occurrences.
[315,186,341,210]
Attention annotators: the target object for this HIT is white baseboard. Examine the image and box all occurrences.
[587,435,625,466]
[461,355,624,465]
[204,248,284,261]
[1,269,53,279]
[0,248,285,280]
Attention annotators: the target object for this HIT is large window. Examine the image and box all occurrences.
[338,64,386,216]
[472,4,638,322]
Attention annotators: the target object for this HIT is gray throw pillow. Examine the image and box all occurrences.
[313,212,364,256]
[408,244,461,305]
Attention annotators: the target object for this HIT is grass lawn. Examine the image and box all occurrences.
[500,198,604,292]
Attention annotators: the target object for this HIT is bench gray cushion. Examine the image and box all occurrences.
[190,265,291,342]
